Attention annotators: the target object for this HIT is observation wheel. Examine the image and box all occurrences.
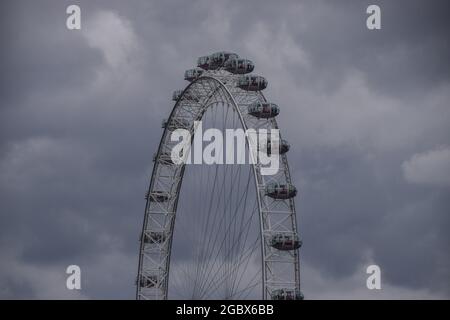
[137,52,303,300]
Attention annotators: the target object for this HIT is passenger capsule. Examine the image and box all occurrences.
[270,234,302,250]
[208,51,239,69]
[162,118,191,131]
[224,58,254,74]
[172,90,183,101]
[248,101,279,119]
[265,139,290,155]
[184,68,203,82]
[271,289,304,300]
[237,75,268,91]
[143,231,166,244]
[279,139,290,154]
[139,275,158,288]
[265,183,297,199]
[197,55,210,70]
[146,191,170,202]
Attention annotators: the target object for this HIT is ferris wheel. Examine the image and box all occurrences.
[136,52,303,300]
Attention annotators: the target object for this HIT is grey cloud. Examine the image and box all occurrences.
[402,146,450,186]
[0,0,449,299]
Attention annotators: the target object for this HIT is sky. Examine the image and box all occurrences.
[0,0,449,299]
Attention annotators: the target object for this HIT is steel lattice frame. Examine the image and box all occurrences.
[136,68,301,300]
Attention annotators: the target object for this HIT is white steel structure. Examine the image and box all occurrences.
[137,52,303,300]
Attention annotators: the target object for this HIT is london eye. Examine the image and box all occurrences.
[137,52,303,300]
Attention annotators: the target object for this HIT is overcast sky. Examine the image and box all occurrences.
[0,0,449,299]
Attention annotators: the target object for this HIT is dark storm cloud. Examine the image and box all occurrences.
[0,0,449,299]
[299,0,449,85]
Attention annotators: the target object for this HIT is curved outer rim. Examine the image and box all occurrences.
[137,73,300,300]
